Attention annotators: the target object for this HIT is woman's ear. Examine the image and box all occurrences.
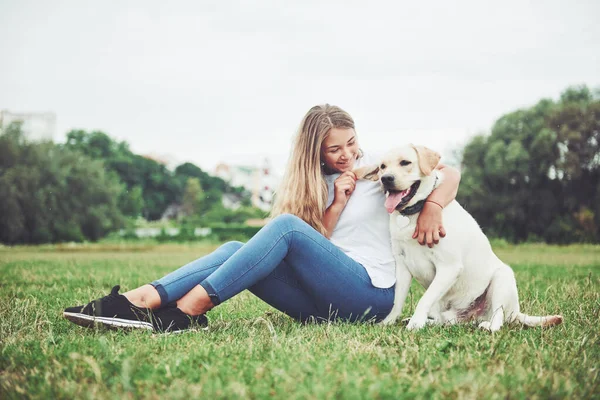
[353,165,380,181]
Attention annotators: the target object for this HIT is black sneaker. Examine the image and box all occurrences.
[152,303,208,334]
[63,285,154,331]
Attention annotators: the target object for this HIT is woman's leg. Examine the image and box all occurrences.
[176,260,324,320]
[63,240,247,330]
[123,241,244,309]
[247,259,384,322]
[188,214,394,321]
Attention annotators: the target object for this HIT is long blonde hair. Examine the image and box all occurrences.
[271,104,357,235]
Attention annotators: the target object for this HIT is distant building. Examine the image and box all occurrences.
[0,110,56,141]
[160,203,185,221]
[214,158,280,211]
[222,192,244,210]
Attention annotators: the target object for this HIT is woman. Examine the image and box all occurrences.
[64,104,460,333]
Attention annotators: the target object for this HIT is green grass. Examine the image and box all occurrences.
[1,243,599,399]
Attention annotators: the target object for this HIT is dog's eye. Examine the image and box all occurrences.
[400,160,411,166]
[380,163,386,170]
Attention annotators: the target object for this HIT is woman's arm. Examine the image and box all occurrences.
[323,203,344,239]
[413,164,461,247]
[428,164,461,207]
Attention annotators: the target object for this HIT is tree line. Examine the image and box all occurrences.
[0,85,598,244]
[457,85,599,243]
[0,126,261,244]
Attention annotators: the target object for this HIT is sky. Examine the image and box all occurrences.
[1,0,599,173]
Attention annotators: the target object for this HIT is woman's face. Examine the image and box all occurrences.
[321,128,359,173]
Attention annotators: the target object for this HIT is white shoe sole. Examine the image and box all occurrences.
[63,312,153,330]
[155,321,210,335]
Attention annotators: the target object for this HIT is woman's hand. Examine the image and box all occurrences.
[324,171,357,238]
[333,171,357,207]
[413,201,446,247]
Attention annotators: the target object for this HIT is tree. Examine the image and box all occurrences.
[64,130,180,220]
[0,124,125,244]
[174,162,250,215]
[119,185,145,217]
[63,131,249,220]
[181,178,204,217]
[458,85,600,243]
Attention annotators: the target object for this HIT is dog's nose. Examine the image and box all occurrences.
[381,174,395,185]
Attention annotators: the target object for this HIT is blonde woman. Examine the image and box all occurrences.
[64,105,461,333]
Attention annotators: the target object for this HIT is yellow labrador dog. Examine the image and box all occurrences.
[355,145,563,331]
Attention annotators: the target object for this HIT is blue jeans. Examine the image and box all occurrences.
[151,214,394,322]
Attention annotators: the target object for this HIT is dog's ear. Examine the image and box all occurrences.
[411,145,441,176]
[354,165,380,181]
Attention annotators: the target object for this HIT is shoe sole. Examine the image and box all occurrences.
[156,325,210,335]
[63,312,153,330]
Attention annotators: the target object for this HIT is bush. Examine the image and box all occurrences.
[208,223,261,242]
[176,225,198,242]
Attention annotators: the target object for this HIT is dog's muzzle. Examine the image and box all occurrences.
[383,180,421,214]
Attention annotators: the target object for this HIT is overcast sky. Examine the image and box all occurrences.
[1,0,599,173]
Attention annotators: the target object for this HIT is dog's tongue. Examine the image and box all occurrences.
[385,189,410,213]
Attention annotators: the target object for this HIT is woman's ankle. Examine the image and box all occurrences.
[176,285,214,316]
[123,285,162,309]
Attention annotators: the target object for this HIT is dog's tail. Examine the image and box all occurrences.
[515,313,563,327]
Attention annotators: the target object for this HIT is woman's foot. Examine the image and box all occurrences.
[152,303,208,334]
[63,285,154,331]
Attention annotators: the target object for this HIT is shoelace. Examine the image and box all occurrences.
[97,285,122,304]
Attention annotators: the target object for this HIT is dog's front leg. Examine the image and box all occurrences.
[381,257,412,325]
[407,263,462,330]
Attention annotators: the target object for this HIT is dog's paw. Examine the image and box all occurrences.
[406,317,427,331]
[381,311,403,325]
[478,321,492,331]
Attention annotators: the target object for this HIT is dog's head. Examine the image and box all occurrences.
[354,144,441,213]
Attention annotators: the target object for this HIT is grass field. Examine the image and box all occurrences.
[1,242,599,399]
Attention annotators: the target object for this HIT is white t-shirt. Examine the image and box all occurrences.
[324,152,396,288]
